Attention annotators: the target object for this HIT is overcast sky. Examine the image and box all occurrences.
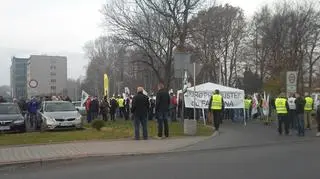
[0,0,269,86]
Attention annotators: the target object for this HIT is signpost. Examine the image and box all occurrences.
[286,71,298,95]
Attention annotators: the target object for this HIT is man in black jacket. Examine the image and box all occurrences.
[295,93,306,136]
[155,83,170,138]
[131,87,149,140]
[90,96,99,120]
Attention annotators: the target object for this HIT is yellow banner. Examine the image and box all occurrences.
[104,74,109,97]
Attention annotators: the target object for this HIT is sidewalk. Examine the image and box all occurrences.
[0,136,210,166]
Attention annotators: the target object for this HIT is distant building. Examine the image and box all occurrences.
[27,55,67,98]
[10,57,28,99]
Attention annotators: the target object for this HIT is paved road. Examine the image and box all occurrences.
[0,138,319,179]
[177,120,317,151]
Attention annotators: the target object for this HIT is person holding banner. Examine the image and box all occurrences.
[208,89,225,133]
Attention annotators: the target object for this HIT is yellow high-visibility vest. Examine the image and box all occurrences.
[304,97,313,111]
[118,98,124,108]
[244,99,252,110]
[275,98,288,114]
[211,94,222,110]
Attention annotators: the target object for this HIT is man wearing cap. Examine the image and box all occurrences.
[208,89,224,133]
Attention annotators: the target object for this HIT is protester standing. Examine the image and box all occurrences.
[275,93,290,135]
[131,87,149,140]
[288,93,297,130]
[109,96,118,121]
[0,96,6,103]
[295,93,306,136]
[100,96,109,121]
[244,95,252,121]
[208,89,224,133]
[124,96,130,120]
[148,96,155,121]
[304,95,314,130]
[155,83,170,138]
[169,92,177,122]
[27,97,39,128]
[85,97,92,123]
[316,104,320,136]
[118,96,125,118]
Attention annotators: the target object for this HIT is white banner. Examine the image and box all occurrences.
[184,90,244,109]
[80,90,89,107]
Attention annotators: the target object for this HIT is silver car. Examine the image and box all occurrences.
[39,101,82,130]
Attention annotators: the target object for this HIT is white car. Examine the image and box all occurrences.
[72,101,86,116]
[39,101,82,130]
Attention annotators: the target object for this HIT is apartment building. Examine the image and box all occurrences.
[27,55,67,98]
[10,57,28,99]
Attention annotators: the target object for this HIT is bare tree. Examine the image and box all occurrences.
[189,4,246,86]
[101,0,202,89]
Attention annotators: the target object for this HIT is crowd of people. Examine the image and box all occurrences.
[243,92,320,137]
[84,83,171,140]
[3,85,320,139]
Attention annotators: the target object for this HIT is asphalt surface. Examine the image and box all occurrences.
[1,121,319,179]
[176,120,317,151]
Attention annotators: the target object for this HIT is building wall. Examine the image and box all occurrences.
[27,55,67,98]
[10,57,28,99]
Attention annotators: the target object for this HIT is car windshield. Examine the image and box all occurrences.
[45,102,76,112]
[0,104,20,114]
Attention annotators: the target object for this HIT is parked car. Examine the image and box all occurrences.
[0,103,26,132]
[39,101,83,130]
[72,101,86,116]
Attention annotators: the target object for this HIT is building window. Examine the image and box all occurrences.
[50,72,56,76]
[51,86,56,90]
[50,65,56,70]
[51,79,56,83]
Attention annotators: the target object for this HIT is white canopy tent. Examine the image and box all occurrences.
[178,82,246,125]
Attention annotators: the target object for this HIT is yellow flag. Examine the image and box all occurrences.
[104,74,109,97]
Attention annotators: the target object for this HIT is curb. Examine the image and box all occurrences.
[0,135,216,168]
[1,136,314,169]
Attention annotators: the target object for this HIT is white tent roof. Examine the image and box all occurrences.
[178,82,244,93]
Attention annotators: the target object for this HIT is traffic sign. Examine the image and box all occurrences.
[286,71,297,86]
[286,71,298,94]
[29,79,38,88]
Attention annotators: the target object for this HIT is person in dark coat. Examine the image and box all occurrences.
[109,96,118,121]
[100,96,109,121]
[124,97,130,120]
[90,96,99,120]
[131,87,149,140]
[155,82,170,138]
[64,96,72,102]
[0,96,7,103]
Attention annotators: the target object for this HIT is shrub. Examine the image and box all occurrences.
[91,119,105,131]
